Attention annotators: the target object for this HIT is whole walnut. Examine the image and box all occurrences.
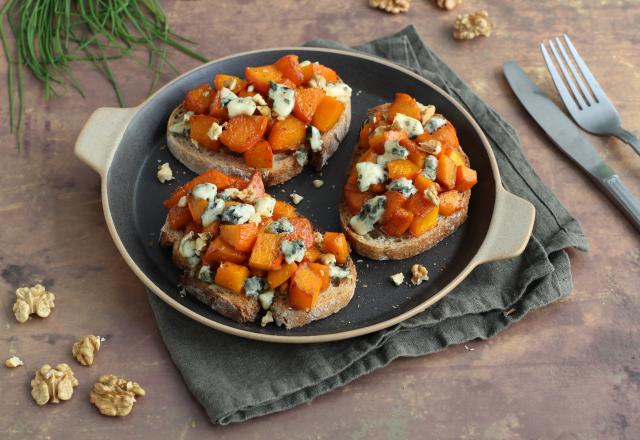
[31,363,79,405]
[72,335,101,366]
[453,10,493,40]
[369,0,411,14]
[90,374,146,417]
[13,284,55,323]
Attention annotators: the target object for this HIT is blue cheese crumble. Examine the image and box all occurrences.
[218,187,240,201]
[281,239,306,264]
[392,113,424,137]
[192,183,217,201]
[255,196,276,217]
[350,195,387,235]
[268,82,295,118]
[425,115,447,133]
[198,265,213,283]
[377,139,409,167]
[244,276,268,298]
[201,198,225,227]
[356,162,386,192]
[221,204,255,225]
[386,178,417,197]
[422,155,438,181]
[258,291,274,310]
[227,97,256,117]
[267,218,294,234]
[307,125,323,152]
[219,87,237,106]
[294,148,308,166]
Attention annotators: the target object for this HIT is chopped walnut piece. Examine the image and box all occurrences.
[423,185,440,206]
[72,335,101,367]
[260,311,274,327]
[419,104,436,126]
[90,374,146,417]
[390,272,405,286]
[436,0,462,10]
[418,139,442,155]
[369,0,411,14]
[31,363,79,405]
[5,356,24,368]
[13,284,55,323]
[411,264,430,285]
[453,10,493,40]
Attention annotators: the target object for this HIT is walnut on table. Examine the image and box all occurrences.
[12,284,55,323]
[453,10,493,40]
[90,374,146,417]
[5,356,24,368]
[436,0,462,11]
[369,0,411,14]
[31,363,79,405]
[72,335,101,366]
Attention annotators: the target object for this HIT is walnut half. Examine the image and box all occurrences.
[369,0,411,14]
[90,374,146,417]
[411,264,430,285]
[13,284,55,323]
[436,0,462,10]
[31,363,79,405]
[453,10,493,40]
[72,335,101,366]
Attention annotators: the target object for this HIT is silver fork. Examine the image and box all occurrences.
[540,34,640,156]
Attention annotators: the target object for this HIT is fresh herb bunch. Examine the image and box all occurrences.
[0,0,208,148]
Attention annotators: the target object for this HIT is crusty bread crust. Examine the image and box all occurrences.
[269,259,357,329]
[339,104,472,260]
[160,219,357,327]
[166,95,351,186]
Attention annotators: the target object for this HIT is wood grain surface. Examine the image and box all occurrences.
[1,1,639,439]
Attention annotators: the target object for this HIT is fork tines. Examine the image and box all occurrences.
[540,34,605,112]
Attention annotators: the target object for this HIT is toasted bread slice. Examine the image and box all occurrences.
[160,219,357,327]
[166,97,351,186]
[339,104,472,261]
[269,259,357,329]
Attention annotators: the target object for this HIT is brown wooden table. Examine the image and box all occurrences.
[2,1,639,438]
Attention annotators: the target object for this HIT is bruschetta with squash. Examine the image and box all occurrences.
[340,93,478,260]
[167,55,352,186]
[160,169,356,329]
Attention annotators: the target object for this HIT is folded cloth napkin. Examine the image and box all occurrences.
[147,25,588,425]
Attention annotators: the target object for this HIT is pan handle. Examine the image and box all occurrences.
[74,107,138,177]
[474,188,536,264]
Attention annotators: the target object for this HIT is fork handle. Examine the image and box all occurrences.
[613,128,640,156]
[599,174,640,232]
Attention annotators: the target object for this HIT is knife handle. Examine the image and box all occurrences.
[600,174,640,232]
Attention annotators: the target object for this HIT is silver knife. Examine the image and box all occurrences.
[503,61,640,232]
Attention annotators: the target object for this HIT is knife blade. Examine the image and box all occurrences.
[503,61,640,232]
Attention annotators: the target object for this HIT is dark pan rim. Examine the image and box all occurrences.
[98,47,508,343]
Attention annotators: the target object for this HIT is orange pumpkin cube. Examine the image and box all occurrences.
[368,129,408,153]
[414,174,434,193]
[163,169,239,208]
[187,196,209,224]
[209,90,229,120]
[219,223,259,252]
[308,262,331,291]
[214,262,250,294]
[293,87,325,123]
[183,83,214,114]
[322,232,349,264]
[274,54,304,86]
[287,217,315,248]
[438,190,465,216]
[406,191,435,217]
[400,138,425,168]
[268,116,307,151]
[244,139,274,169]
[219,115,268,153]
[272,200,297,219]
[303,246,322,263]
[387,92,421,121]
[311,96,344,133]
[387,159,421,180]
[245,64,283,94]
[288,264,322,311]
[436,154,457,190]
[381,208,414,237]
[381,190,408,224]
[267,262,298,289]
[189,115,221,150]
[203,237,248,265]
[167,205,192,230]
[249,233,283,271]
[409,204,439,237]
[344,189,371,215]
[456,166,478,192]
[214,74,245,93]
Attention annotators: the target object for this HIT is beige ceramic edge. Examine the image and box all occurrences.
[74,47,535,343]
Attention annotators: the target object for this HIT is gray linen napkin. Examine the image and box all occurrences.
[147,25,588,425]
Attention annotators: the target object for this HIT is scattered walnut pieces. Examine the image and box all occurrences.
[453,10,493,40]
[290,193,304,205]
[156,162,174,183]
[369,0,411,14]
[90,374,146,417]
[312,179,324,188]
[390,272,405,286]
[260,311,274,327]
[13,284,55,323]
[72,335,101,367]
[410,264,430,285]
[31,363,79,405]
[436,0,462,10]
[5,356,24,368]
